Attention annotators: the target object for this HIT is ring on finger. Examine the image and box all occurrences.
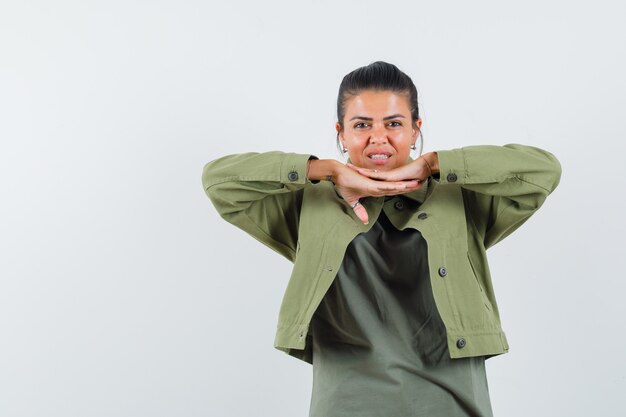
[351,201,361,209]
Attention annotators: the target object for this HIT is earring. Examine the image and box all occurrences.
[410,135,424,158]
[342,146,347,153]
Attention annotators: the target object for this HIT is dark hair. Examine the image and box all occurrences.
[336,61,422,154]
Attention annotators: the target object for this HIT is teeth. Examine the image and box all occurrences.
[369,154,390,159]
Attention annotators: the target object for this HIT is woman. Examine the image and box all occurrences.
[202,61,561,416]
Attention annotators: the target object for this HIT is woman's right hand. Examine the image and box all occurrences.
[308,160,424,224]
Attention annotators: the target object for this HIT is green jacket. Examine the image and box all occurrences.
[201,144,561,364]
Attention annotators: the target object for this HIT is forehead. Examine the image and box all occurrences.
[344,90,411,117]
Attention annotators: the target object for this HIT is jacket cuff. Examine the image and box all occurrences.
[435,149,467,185]
[280,153,319,186]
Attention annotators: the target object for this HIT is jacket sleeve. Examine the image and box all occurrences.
[435,144,562,249]
[201,151,318,262]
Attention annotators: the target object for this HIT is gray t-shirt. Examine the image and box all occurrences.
[308,197,493,417]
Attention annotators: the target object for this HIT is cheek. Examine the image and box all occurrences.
[391,134,411,150]
[345,133,368,149]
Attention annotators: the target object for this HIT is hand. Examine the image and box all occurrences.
[347,154,435,183]
[333,164,423,225]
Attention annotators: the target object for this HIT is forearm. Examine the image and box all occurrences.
[203,151,314,192]
[308,156,440,182]
[435,144,561,193]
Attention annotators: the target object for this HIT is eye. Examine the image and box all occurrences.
[354,122,370,129]
[387,121,402,127]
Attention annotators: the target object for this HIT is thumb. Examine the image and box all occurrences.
[349,200,369,225]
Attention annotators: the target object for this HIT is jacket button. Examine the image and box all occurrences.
[394,200,405,210]
[438,267,447,277]
[456,338,466,349]
[288,171,299,181]
[417,212,428,220]
[447,173,458,182]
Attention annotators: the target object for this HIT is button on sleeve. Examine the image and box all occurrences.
[434,149,467,185]
[280,153,317,186]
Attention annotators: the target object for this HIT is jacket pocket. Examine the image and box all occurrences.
[467,252,493,312]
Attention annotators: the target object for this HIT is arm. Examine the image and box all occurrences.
[202,152,425,255]
[202,151,318,262]
[351,144,562,249]
[435,144,562,248]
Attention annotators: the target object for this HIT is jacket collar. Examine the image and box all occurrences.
[403,177,430,204]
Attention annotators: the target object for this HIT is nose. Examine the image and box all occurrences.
[369,125,388,144]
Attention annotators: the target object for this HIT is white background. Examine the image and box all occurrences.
[1,1,625,416]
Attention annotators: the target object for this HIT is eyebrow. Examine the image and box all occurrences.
[349,114,406,121]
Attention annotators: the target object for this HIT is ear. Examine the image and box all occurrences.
[335,122,344,142]
[412,118,423,140]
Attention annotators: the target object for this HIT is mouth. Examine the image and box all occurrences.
[367,152,393,165]
[368,154,391,160]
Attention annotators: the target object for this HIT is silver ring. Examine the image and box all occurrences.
[373,169,378,173]
[350,201,361,209]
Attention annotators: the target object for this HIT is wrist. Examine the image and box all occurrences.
[422,152,440,174]
[307,159,342,182]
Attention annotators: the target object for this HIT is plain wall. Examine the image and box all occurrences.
[1,1,625,416]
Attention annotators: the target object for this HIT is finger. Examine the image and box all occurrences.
[371,181,423,196]
[347,164,381,175]
[354,203,369,225]
[395,179,422,188]
[373,180,420,192]
[346,163,380,178]
[348,199,369,225]
[345,163,361,172]
[354,167,391,180]
[394,182,424,194]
